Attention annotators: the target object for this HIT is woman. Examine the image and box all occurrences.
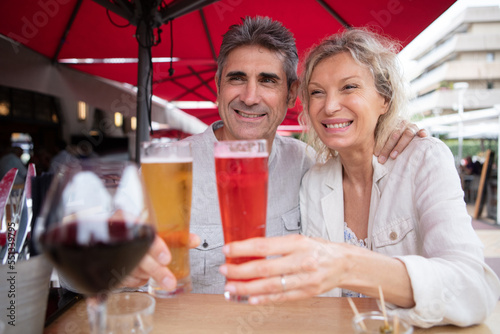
[219,29,500,328]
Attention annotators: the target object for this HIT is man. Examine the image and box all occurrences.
[0,146,27,185]
[125,16,423,293]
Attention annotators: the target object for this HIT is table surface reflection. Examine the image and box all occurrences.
[44,293,500,334]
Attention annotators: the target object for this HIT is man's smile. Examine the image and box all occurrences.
[235,110,266,118]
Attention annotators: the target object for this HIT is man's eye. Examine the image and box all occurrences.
[261,77,277,84]
[228,76,243,81]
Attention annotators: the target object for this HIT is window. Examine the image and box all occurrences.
[0,86,9,116]
[12,89,32,118]
[0,85,60,124]
[487,81,494,89]
[486,53,495,62]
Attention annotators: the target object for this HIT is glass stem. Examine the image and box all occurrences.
[86,293,108,334]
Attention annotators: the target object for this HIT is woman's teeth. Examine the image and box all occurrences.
[325,121,352,129]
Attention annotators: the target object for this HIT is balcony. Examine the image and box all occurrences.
[409,88,500,116]
[410,61,500,96]
[407,33,500,82]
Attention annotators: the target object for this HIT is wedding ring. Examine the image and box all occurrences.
[280,275,286,292]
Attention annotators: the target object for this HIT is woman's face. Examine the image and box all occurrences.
[307,52,388,154]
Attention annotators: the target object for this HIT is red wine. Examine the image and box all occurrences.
[0,232,6,247]
[40,220,155,296]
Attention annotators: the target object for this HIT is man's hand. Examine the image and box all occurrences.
[375,120,427,164]
[121,233,200,289]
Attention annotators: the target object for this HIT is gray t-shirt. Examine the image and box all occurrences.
[182,121,315,294]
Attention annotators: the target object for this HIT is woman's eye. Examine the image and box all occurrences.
[310,90,322,96]
[344,84,358,90]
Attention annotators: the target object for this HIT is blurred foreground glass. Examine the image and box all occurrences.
[34,160,156,334]
[141,141,193,297]
[214,140,269,302]
[352,311,413,334]
[106,292,155,334]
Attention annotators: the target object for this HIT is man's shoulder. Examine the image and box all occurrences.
[274,135,310,155]
[275,134,306,146]
[181,124,214,145]
[182,132,205,144]
[272,135,315,173]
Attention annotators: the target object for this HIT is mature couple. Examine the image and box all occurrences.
[127,16,500,328]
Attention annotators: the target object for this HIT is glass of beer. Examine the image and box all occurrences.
[214,139,269,302]
[141,141,193,297]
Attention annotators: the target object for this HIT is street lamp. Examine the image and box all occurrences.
[454,81,469,168]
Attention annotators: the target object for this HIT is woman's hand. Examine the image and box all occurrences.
[219,234,349,304]
[121,233,200,289]
[220,234,414,307]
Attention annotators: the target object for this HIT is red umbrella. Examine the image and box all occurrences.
[0,0,456,139]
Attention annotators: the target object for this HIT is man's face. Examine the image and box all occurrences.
[216,45,297,145]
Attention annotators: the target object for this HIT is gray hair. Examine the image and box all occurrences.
[299,28,408,160]
[216,16,298,90]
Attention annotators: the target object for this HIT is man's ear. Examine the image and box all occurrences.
[214,75,220,98]
[214,75,221,110]
[287,80,299,108]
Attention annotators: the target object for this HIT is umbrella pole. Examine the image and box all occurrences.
[135,20,151,165]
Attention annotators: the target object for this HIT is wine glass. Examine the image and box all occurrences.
[34,159,156,334]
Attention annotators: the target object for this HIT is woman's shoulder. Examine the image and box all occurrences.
[302,156,341,184]
[387,136,456,173]
[399,136,453,158]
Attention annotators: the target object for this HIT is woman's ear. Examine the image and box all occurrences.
[380,97,390,115]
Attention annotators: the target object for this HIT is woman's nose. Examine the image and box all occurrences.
[325,94,341,115]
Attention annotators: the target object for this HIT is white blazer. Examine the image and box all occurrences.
[300,137,500,328]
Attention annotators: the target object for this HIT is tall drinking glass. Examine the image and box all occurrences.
[141,141,193,297]
[214,139,269,302]
[34,160,156,334]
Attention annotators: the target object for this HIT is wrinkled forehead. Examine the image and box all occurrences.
[223,44,287,76]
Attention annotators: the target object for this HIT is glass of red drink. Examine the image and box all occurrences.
[214,139,269,302]
[34,160,156,334]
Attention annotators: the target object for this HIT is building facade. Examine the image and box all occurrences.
[407,6,500,119]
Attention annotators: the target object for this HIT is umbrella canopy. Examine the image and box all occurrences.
[0,0,456,127]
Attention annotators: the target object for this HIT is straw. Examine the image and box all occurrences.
[393,314,400,334]
[347,297,367,331]
[378,285,390,329]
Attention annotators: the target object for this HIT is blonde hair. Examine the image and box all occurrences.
[299,28,408,160]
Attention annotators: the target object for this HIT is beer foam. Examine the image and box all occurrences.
[141,156,193,163]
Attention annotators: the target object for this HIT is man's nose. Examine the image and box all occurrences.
[240,80,260,105]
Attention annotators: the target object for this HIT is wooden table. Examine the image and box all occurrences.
[44,294,500,333]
